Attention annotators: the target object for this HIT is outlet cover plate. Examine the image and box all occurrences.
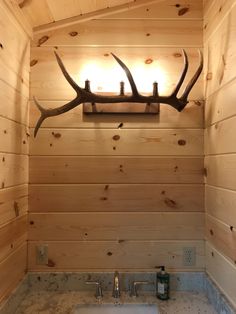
[183,247,196,266]
[36,245,48,265]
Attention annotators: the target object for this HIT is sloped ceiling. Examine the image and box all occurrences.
[17,0,134,27]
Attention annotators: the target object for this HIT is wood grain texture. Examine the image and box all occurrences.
[0,81,29,126]
[28,212,204,241]
[204,4,236,98]
[0,153,28,189]
[30,100,204,129]
[205,155,236,190]
[205,78,236,127]
[30,129,203,156]
[0,215,27,263]
[205,116,236,155]
[206,185,236,226]
[206,242,236,308]
[106,0,202,19]
[30,47,203,101]
[28,240,205,271]
[29,184,204,213]
[0,243,27,304]
[32,19,202,47]
[0,184,28,227]
[29,156,204,184]
[204,0,236,42]
[206,214,236,264]
[0,117,29,155]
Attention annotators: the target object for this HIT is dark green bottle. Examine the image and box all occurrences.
[156,266,169,300]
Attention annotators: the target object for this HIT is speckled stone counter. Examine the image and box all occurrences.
[13,290,217,314]
[1,272,235,314]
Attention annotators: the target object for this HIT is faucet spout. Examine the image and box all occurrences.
[112,271,121,298]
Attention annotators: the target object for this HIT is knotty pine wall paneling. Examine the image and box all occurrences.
[0,0,31,305]
[29,0,204,272]
[204,0,236,307]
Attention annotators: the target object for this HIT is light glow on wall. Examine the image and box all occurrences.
[78,59,169,95]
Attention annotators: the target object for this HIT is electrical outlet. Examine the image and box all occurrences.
[183,247,196,266]
[36,245,48,265]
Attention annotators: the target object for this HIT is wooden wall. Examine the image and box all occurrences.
[0,0,31,305]
[204,0,236,308]
[28,0,205,271]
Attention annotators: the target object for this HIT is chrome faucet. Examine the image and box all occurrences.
[112,271,121,298]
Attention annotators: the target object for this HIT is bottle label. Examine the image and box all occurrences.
[157,282,165,294]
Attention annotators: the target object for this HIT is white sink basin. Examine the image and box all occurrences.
[74,304,159,314]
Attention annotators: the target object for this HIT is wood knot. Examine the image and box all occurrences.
[0,43,3,49]
[104,53,109,57]
[100,197,108,201]
[52,132,61,138]
[47,259,56,267]
[69,31,78,37]
[230,226,234,232]
[210,229,214,236]
[30,59,38,67]
[113,135,120,141]
[145,58,153,64]
[164,198,177,208]
[175,4,181,7]
[29,221,34,225]
[178,7,189,16]
[2,156,5,162]
[146,33,151,37]
[178,139,186,146]
[38,35,49,47]
[107,252,113,256]
[173,52,182,58]
[118,123,123,128]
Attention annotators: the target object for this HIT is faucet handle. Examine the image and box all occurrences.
[130,281,154,297]
[85,281,103,299]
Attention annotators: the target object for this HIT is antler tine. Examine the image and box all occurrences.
[111,53,139,96]
[33,96,50,137]
[54,51,84,93]
[180,49,203,102]
[171,49,189,97]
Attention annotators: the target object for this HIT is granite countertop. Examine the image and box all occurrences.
[14,290,217,314]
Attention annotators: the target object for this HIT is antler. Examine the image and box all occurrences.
[33,50,203,137]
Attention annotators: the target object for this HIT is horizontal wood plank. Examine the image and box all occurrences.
[0,153,28,188]
[0,215,27,263]
[0,117,29,155]
[204,0,235,42]
[0,81,29,126]
[0,243,27,304]
[205,116,236,155]
[206,214,236,264]
[32,19,203,47]
[28,240,205,271]
[29,183,204,213]
[205,155,236,190]
[28,212,204,241]
[0,184,28,227]
[30,100,204,129]
[206,185,236,227]
[206,241,236,308]
[29,156,204,184]
[204,4,236,98]
[205,78,236,127]
[30,129,203,156]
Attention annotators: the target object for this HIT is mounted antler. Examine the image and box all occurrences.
[33,50,203,137]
